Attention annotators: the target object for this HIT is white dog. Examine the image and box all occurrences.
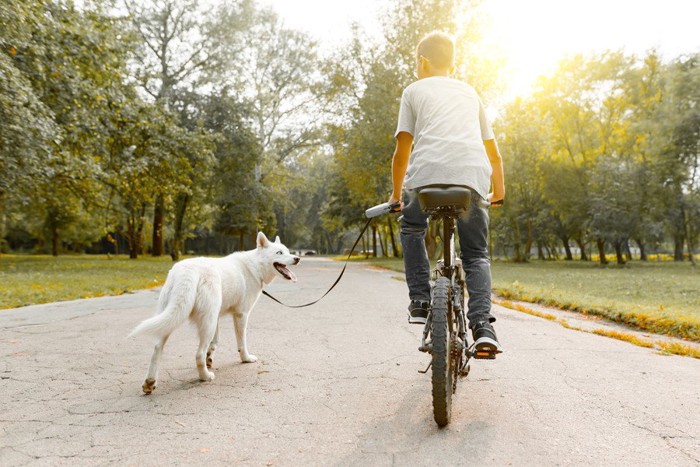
[129,232,299,394]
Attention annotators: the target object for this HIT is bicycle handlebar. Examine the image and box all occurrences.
[366,198,494,218]
[365,201,401,218]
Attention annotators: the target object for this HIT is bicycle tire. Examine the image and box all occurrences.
[431,276,453,427]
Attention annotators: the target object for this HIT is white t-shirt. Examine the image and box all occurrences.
[395,76,494,199]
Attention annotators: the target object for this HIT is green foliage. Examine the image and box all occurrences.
[1,0,698,265]
[324,0,498,255]
[496,50,700,263]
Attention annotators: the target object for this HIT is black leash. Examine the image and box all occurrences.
[262,217,373,308]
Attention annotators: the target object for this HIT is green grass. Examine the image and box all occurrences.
[491,260,700,341]
[0,254,173,309]
[3,254,699,342]
[344,256,700,341]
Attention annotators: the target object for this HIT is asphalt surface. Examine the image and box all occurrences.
[1,257,699,466]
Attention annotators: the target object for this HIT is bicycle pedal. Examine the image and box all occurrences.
[473,350,497,360]
[473,345,502,359]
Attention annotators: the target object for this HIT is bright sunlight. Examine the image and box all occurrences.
[266,0,700,99]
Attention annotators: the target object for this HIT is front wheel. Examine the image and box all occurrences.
[431,276,453,427]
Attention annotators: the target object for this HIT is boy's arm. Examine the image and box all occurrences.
[388,131,414,205]
[484,139,505,204]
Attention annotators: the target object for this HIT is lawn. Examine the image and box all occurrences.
[349,256,700,341]
[2,254,699,342]
[0,254,173,309]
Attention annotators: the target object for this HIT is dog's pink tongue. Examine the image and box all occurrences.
[288,268,297,282]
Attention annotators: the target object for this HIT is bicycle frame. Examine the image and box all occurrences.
[419,206,472,373]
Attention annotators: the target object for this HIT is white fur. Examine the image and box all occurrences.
[129,232,299,394]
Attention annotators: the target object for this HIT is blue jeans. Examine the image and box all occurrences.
[399,188,495,326]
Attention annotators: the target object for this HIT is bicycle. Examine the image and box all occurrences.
[367,186,498,427]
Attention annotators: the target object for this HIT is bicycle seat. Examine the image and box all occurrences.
[417,185,473,212]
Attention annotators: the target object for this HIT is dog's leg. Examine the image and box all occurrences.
[143,335,169,395]
[206,321,220,369]
[233,310,257,363]
[196,319,217,382]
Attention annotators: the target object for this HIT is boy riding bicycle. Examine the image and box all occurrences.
[386,31,505,355]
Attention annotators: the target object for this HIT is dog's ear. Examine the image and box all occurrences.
[274,236,281,244]
[257,232,270,248]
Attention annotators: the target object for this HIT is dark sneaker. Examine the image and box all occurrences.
[407,300,430,325]
[471,321,502,359]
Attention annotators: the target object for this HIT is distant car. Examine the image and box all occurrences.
[304,250,317,256]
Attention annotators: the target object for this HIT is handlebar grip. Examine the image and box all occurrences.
[365,201,401,218]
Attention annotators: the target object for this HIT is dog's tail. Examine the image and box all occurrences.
[128,270,198,339]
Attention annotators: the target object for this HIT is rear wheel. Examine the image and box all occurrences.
[430,277,453,427]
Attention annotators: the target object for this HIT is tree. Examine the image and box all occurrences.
[0,53,57,253]
[2,0,137,255]
[623,51,668,259]
[491,98,548,261]
[326,0,496,257]
[100,98,207,259]
[535,53,636,264]
[656,53,700,263]
[195,91,270,251]
[219,6,325,244]
[124,0,252,256]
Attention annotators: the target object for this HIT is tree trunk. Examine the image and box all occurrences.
[0,191,5,256]
[537,241,545,260]
[673,232,685,261]
[362,229,368,258]
[388,217,400,258]
[614,241,626,265]
[378,225,388,257]
[635,238,647,261]
[513,220,523,262]
[51,223,59,257]
[561,236,573,260]
[136,205,146,256]
[524,219,533,262]
[127,204,146,259]
[597,238,608,265]
[681,203,696,266]
[170,193,190,261]
[624,240,633,262]
[544,244,552,259]
[575,235,588,261]
[152,194,165,256]
[127,214,138,260]
[371,225,377,258]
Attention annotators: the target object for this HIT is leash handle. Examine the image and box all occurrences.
[262,217,373,308]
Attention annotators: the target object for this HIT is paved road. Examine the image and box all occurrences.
[1,258,698,466]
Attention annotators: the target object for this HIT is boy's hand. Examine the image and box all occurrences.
[388,195,403,212]
[488,192,504,208]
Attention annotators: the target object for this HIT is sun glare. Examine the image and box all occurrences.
[264,0,700,100]
[479,0,700,99]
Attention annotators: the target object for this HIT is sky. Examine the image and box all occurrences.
[262,0,700,99]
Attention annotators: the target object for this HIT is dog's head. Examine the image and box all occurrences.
[257,232,300,283]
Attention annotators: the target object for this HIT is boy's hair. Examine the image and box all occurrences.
[416,31,455,69]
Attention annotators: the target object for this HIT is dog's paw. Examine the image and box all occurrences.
[200,370,216,382]
[142,378,157,395]
[241,354,258,363]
